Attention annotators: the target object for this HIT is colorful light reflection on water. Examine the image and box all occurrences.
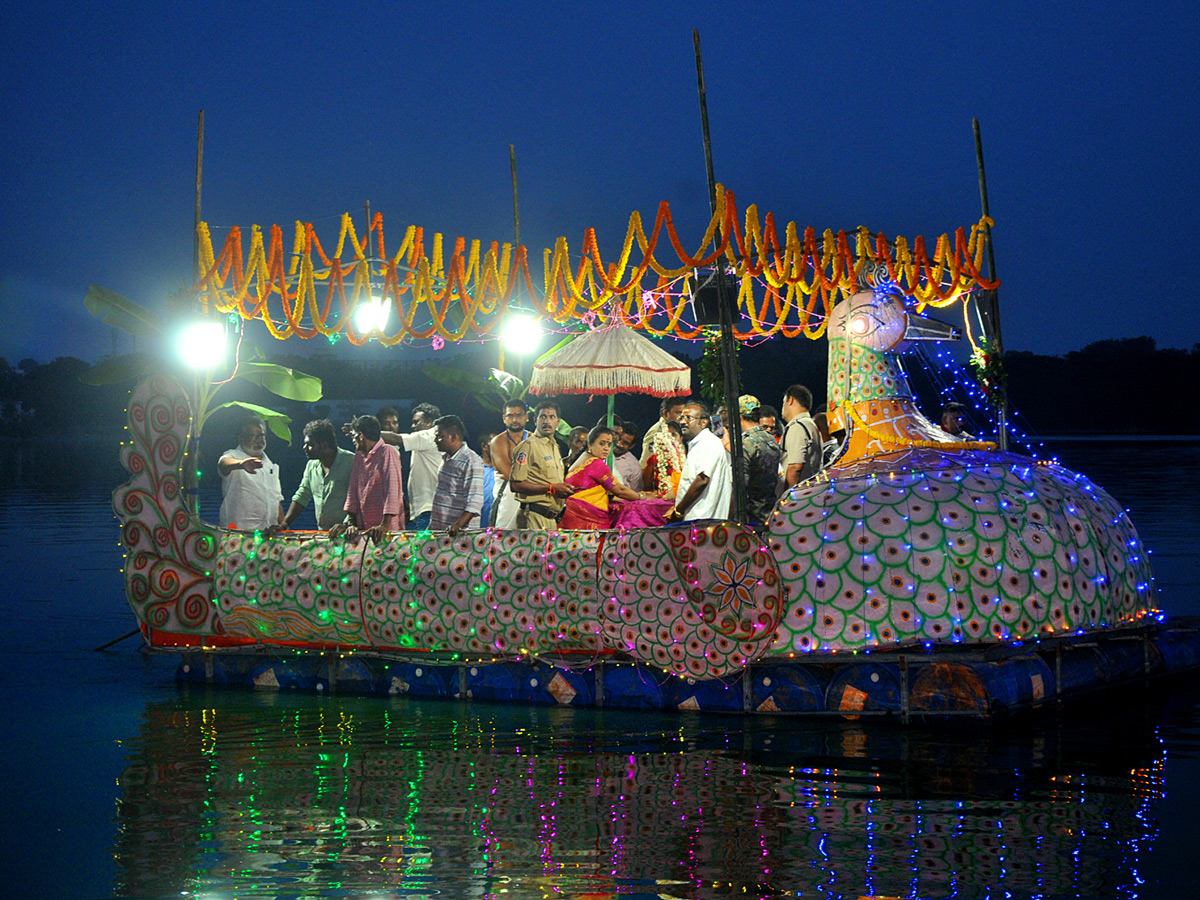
[108,688,1179,899]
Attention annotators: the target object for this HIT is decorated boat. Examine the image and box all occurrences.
[107,189,1200,717]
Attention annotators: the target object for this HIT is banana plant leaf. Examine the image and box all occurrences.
[84,285,163,339]
[423,364,513,412]
[486,367,526,401]
[204,401,294,444]
[77,352,156,385]
[238,362,323,402]
[423,364,495,394]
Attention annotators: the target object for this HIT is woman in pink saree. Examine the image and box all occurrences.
[560,426,646,530]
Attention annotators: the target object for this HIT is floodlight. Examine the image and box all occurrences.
[502,314,543,353]
[353,298,390,335]
[177,321,227,370]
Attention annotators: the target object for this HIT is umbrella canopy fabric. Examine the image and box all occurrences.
[527,323,691,397]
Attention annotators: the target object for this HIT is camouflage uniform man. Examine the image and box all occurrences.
[738,395,783,529]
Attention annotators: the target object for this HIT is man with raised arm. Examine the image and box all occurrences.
[218,415,283,532]
[376,401,442,530]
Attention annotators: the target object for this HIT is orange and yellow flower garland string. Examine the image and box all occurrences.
[192,184,998,345]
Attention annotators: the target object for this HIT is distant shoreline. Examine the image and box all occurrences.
[1038,434,1200,442]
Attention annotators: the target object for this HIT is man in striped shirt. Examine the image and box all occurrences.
[329,414,405,544]
[429,415,485,537]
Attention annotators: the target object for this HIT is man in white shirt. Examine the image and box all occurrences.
[218,415,283,531]
[667,400,732,522]
[381,402,443,531]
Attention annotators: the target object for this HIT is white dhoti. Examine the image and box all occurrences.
[493,478,520,529]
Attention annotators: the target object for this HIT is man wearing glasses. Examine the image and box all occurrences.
[666,400,732,523]
[488,400,530,528]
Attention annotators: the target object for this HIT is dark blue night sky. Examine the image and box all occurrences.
[3,1,1197,363]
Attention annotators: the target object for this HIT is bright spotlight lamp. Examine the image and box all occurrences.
[502,314,543,353]
[353,297,390,335]
[177,319,228,370]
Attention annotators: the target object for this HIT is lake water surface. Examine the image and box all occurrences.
[3,438,1198,899]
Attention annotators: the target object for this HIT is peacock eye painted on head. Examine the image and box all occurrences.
[831,290,909,351]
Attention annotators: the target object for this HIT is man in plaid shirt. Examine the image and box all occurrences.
[329,415,405,544]
[429,415,485,537]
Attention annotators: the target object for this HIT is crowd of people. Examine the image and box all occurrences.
[214,386,975,543]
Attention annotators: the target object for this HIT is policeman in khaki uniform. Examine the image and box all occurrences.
[509,400,575,529]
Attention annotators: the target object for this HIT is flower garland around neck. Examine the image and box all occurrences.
[652,432,686,498]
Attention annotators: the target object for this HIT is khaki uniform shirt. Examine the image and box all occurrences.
[781,412,822,490]
[510,434,566,513]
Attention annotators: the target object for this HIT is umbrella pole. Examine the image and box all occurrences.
[606,394,616,468]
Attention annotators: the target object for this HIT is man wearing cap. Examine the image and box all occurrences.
[738,394,782,529]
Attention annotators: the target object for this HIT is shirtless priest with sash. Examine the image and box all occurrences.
[487,399,531,529]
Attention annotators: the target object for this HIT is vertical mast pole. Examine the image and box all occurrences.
[365,199,375,324]
[187,110,206,516]
[193,110,205,288]
[500,145,523,374]
[972,118,1009,451]
[693,28,746,522]
[510,144,521,246]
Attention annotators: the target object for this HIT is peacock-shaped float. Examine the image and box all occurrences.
[111,202,1198,717]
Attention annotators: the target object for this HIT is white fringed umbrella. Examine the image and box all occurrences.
[527,322,691,399]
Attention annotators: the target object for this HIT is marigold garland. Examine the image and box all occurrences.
[192,185,998,345]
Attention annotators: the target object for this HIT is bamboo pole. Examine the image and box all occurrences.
[193,110,204,286]
[499,145,523,374]
[188,110,207,516]
[693,28,746,522]
[510,144,521,246]
[95,628,142,652]
[972,118,1009,451]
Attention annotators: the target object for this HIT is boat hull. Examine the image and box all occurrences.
[115,375,1177,713]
